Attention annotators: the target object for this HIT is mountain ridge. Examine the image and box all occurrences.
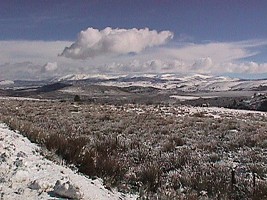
[53,73,267,92]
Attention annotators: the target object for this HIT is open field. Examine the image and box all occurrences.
[0,99,267,199]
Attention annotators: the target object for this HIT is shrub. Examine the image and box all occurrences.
[74,95,81,102]
[252,181,267,200]
[78,150,96,177]
[138,164,162,193]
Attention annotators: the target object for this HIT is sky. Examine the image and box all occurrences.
[1,0,267,80]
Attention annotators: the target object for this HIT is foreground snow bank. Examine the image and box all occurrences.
[0,123,136,200]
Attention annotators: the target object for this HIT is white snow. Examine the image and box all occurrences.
[0,123,137,200]
[98,74,267,92]
[56,74,126,82]
[170,95,200,101]
[55,73,267,92]
[170,95,218,101]
[185,105,267,116]
[0,97,50,101]
[59,86,86,94]
[0,80,14,85]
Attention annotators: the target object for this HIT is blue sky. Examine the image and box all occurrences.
[1,0,267,80]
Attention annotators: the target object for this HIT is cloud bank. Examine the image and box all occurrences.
[0,31,267,80]
[0,62,41,80]
[60,27,174,59]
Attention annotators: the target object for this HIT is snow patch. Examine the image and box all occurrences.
[170,95,200,101]
[0,80,14,85]
[0,123,137,200]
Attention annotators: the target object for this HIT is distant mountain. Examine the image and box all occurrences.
[54,74,125,82]
[1,73,266,111]
[0,80,15,90]
[2,73,267,97]
[0,80,14,86]
[53,73,267,92]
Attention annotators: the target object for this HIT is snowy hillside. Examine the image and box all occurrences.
[0,123,136,200]
[56,73,267,92]
[56,74,125,82]
[0,80,14,85]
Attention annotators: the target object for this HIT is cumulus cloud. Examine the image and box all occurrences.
[191,57,213,72]
[95,59,187,74]
[95,57,267,76]
[41,62,58,72]
[1,38,267,80]
[60,27,174,59]
[222,62,267,74]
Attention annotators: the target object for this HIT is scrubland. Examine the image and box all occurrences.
[0,99,267,199]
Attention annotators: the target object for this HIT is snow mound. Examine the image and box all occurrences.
[28,179,52,191]
[0,123,136,200]
[53,180,83,199]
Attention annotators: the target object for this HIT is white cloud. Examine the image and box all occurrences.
[60,27,174,59]
[191,57,213,72]
[0,62,42,80]
[157,41,257,63]
[0,40,71,63]
[42,62,58,72]
[0,37,267,80]
[96,57,267,75]
[0,40,72,80]
[222,62,267,74]
[95,59,186,74]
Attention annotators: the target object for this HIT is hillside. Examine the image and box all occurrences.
[0,73,266,109]
[56,73,267,92]
[0,123,136,200]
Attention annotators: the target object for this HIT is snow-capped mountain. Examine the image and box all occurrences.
[0,80,14,85]
[56,73,267,92]
[55,74,126,82]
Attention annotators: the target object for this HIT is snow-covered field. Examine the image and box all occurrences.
[170,95,218,101]
[0,98,267,199]
[0,123,136,200]
[0,96,50,101]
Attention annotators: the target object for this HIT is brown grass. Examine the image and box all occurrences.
[0,99,266,199]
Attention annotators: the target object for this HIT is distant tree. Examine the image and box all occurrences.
[74,95,81,102]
